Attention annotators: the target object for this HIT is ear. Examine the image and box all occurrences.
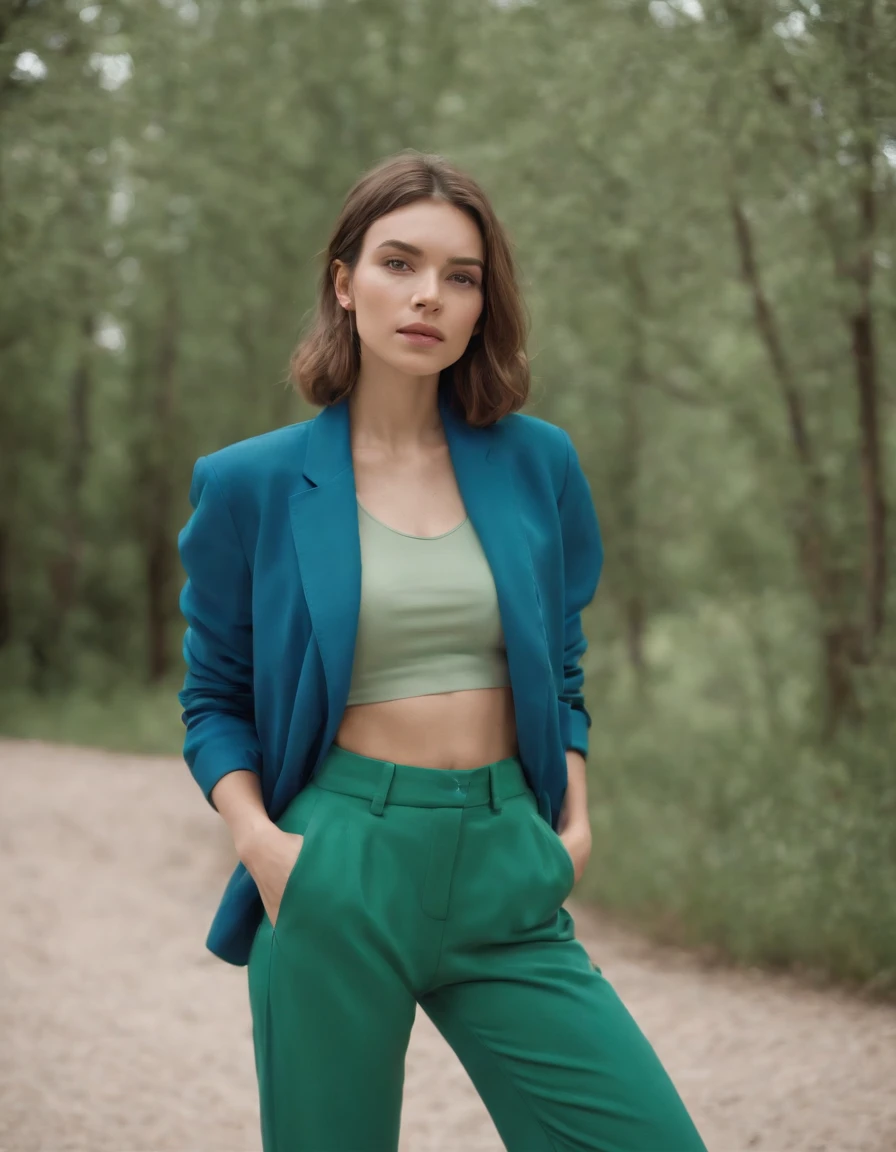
[332,260,354,312]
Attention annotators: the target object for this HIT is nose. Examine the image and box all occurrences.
[411,271,442,311]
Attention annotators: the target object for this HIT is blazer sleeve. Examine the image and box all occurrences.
[177,456,262,808]
[557,429,604,758]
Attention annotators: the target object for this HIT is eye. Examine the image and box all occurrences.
[385,257,409,271]
[450,272,479,287]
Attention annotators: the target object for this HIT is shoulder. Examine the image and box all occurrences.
[493,411,571,492]
[204,419,313,482]
[190,419,314,526]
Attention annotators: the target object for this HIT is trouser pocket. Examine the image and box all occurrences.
[539,816,576,893]
[270,785,322,937]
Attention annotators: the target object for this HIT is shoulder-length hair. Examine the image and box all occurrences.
[290,151,530,427]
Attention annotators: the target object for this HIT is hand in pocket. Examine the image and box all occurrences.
[242,827,305,929]
[557,822,591,886]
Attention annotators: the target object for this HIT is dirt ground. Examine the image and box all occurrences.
[2,739,895,1152]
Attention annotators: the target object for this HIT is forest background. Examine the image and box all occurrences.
[1,0,894,993]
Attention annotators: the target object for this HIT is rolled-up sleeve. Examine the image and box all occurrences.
[556,430,603,758]
[177,456,262,807]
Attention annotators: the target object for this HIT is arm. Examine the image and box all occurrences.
[209,769,272,856]
[555,430,603,855]
[177,456,264,811]
[178,457,307,924]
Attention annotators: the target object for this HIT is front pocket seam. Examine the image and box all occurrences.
[545,818,575,892]
[531,808,575,894]
[272,787,322,936]
[556,833,575,891]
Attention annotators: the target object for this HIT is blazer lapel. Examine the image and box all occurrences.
[288,401,361,752]
[439,392,553,756]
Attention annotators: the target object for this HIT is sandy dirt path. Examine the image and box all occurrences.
[2,740,894,1152]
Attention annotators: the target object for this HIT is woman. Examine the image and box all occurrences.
[177,151,705,1152]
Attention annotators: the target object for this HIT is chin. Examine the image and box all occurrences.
[390,350,456,377]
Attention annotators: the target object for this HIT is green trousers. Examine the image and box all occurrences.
[248,745,706,1152]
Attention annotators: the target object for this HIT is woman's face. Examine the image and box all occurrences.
[333,198,485,378]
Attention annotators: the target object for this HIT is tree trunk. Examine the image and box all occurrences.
[822,621,865,737]
[146,277,178,683]
[0,520,11,648]
[728,187,862,731]
[849,1,887,652]
[47,311,92,651]
[620,251,649,687]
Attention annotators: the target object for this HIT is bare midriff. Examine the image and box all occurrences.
[333,686,518,770]
[339,431,518,769]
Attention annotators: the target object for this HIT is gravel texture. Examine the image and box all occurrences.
[2,739,894,1152]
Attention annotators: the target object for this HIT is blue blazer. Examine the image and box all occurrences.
[178,386,603,966]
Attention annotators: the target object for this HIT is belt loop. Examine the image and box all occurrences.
[488,763,503,814]
[370,762,396,816]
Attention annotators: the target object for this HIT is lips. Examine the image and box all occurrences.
[397,324,444,340]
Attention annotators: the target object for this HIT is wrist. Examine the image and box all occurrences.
[233,816,277,864]
[558,813,591,840]
[560,748,589,837]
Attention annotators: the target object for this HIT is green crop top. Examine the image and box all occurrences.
[345,498,512,706]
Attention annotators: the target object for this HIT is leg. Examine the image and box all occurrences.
[247,786,417,1152]
[421,925,706,1152]
[248,918,416,1152]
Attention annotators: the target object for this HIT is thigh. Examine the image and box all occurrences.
[420,931,706,1152]
[247,786,417,1152]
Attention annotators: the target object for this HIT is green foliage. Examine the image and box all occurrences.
[581,602,896,993]
[1,0,893,989]
[0,680,183,757]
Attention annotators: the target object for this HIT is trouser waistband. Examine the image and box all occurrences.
[314,743,531,816]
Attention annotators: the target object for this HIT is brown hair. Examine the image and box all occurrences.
[290,151,530,427]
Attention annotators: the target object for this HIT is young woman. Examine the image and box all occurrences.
[177,151,706,1152]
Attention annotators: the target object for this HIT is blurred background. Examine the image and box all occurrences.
[1,0,894,993]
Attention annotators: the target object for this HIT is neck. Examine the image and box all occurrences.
[348,353,445,455]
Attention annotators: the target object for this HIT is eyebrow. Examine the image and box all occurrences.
[374,239,484,270]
